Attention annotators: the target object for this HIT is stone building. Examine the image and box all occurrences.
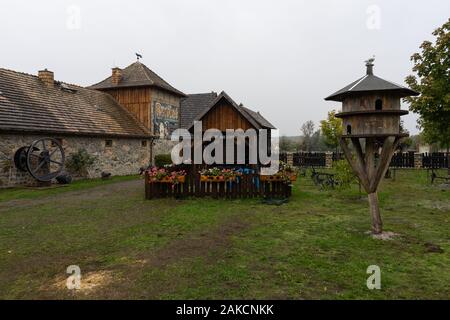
[0,67,153,187]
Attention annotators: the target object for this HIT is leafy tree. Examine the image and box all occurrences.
[397,120,412,152]
[320,110,343,152]
[405,19,450,153]
[333,160,357,190]
[279,136,296,152]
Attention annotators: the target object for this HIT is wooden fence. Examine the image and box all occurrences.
[145,171,292,200]
[292,152,326,167]
[282,151,449,169]
[422,152,449,169]
[389,152,415,168]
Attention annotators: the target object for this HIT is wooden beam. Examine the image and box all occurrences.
[365,138,376,182]
[339,137,370,191]
[369,136,401,191]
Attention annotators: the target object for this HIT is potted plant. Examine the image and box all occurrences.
[199,167,240,182]
[260,161,298,183]
[146,167,186,185]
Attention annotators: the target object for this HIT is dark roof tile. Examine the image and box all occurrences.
[183,91,275,130]
[325,65,419,102]
[89,61,185,97]
[0,68,151,138]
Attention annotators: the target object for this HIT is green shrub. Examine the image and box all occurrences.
[66,149,97,176]
[154,154,172,167]
[333,159,357,190]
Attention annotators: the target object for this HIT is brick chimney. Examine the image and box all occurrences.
[111,67,122,85]
[38,69,54,88]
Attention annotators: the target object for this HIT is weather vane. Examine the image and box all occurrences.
[136,53,143,61]
[365,55,375,65]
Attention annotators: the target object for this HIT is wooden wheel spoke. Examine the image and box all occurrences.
[32,158,49,173]
[49,159,62,166]
[49,148,60,157]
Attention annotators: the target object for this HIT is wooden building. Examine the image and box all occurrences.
[181,91,275,165]
[90,61,186,138]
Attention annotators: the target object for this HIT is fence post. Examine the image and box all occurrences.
[287,153,294,166]
[325,152,333,168]
[414,153,423,169]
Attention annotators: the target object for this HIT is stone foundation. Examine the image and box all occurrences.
[414,153,423,169]
[0,133,151,188]
[325,152,333,168]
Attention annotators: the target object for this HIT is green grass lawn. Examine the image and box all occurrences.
[0,170,448,299]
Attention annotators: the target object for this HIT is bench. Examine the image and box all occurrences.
[311,168,337,189]
[430,170,450,184]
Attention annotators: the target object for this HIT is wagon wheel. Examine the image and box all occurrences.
[26,138,65,182]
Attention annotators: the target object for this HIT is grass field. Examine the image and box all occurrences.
[0,170,449,299]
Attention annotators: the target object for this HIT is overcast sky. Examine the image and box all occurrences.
[1,0,448,135]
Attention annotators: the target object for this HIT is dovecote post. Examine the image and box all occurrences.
[325,59,419,234]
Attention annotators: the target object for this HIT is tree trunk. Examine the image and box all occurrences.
[368,192,383,234]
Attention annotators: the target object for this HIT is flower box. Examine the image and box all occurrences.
[149,176,185,184]
[260,174,285,182]
[200,175,236,182]
[260,174,297,182]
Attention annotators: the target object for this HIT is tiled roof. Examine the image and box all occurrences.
[0,68,151,138]
[238,105,275,129]
[89,61,186,97]
[180,92,218,129]
[325,65,419,102]
[184,91,275,130]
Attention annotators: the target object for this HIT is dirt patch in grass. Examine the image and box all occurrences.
[147,218,250,268]
[44,270,115,297]
[370,231,400,241]
[0,179,143,212]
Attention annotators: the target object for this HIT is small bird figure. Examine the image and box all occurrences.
[136,53,143,61]
[365,55,375,65]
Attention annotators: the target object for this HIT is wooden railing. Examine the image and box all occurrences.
[145,172,292,200]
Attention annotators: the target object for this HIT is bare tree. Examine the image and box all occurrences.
[301,120,315,151]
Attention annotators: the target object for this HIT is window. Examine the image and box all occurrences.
[105,140,113,147]
[141,140,147,147]
[375,99,383,110]
[346,125,352,135]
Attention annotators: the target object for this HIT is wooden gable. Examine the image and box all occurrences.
[200,97,254,132]
[105,87,152,130]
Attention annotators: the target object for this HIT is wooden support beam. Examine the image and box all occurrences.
[369,136,401,192]
[365,138,376,183]
[339,135,403,235]
[339,137,370,191]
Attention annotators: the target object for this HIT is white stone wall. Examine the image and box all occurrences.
[0,133,151,188]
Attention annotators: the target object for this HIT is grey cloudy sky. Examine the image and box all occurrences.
[1,0,449,135]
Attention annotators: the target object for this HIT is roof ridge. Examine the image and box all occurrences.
[0,67,94,92]
[136,62,154,83]
[186,92,217,96]
[348,75,368,91]
[373,74,410,90]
